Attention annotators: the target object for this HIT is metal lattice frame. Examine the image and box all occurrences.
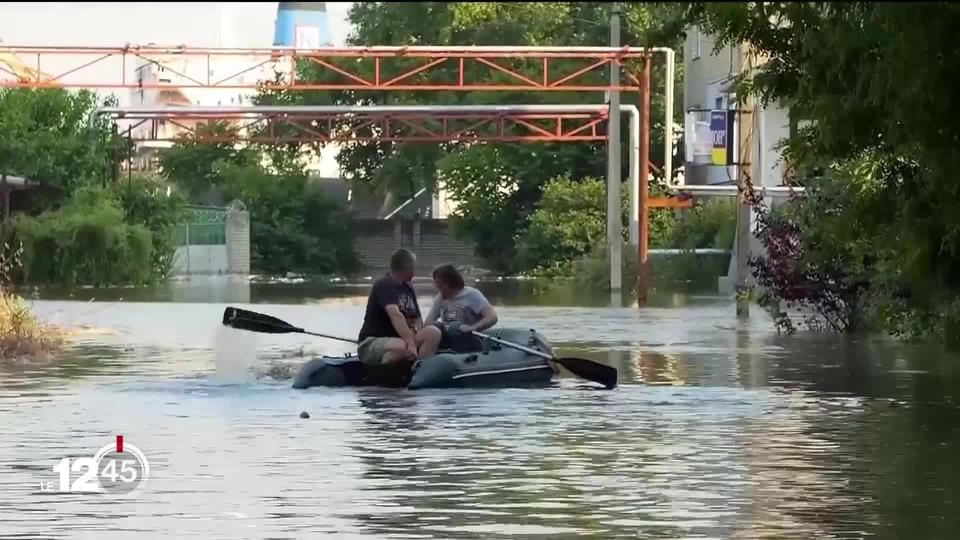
[7,44,680,298]
[0,45,668,92]
[104,107,610,144]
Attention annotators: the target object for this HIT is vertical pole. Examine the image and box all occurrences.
[628,106,640,247]
[607,2,622,292]
[735,45,754,319]
[636,57,651,306]
[110,123,118,188]
[663,49,675,191]
[126,125,133,189]
[1,174,7,243]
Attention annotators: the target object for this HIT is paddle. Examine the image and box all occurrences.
[221,307,357,344]
[222,306,617,389]
[222,307,414,387]
[472,330,617,390]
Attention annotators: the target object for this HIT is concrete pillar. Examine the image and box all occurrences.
[226,200,250,275]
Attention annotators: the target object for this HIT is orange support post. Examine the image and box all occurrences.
[636,57,652,305]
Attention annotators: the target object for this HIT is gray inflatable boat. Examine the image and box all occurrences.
[291,327,557,390]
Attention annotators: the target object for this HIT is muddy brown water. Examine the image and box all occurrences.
[1,277,959,539]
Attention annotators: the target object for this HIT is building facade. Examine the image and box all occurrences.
[683,26,796,293]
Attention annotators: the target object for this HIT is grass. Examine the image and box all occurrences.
[0,290,65,361]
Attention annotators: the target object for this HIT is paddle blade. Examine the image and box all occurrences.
[222,307,301,335]
[555,357,618,389]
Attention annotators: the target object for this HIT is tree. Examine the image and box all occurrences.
[257,2,687,271]
[0,88,116,200]
[158,122,259,201]
[684,3,960,342]
[157,123,358,276]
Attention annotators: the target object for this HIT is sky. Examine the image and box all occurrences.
[0,2,353,48]
[0,2,353,102]
[0,2,353,175]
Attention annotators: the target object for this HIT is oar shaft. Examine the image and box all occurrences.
[472,331,553,361]
[304,331,357,344]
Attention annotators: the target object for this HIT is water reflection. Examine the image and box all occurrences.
[2,281,960,538]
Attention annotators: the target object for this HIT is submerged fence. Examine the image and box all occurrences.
[173,202,250,275]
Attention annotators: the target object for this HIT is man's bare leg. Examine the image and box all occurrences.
[414,325,441,358]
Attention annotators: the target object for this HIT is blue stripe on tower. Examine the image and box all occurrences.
[273,2,330,47]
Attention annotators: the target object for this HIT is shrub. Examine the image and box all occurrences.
[0,245,64,361]
[5,186,159,286]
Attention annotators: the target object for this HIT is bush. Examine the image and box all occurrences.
[5,186,160,286]
[0,245,64,361]
[217,163,358,275]
[516,176,614,274]
[113,174,186,280]
[514,175,736,285]
[667,197,737,250]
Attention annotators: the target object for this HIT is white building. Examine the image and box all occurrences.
[682,25,798,291]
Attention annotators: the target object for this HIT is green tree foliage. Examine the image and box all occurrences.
[216,162,358,275]
[257,2,687,271]
[0,89,179,286]
[669,197,736,251]
[516,176,627,274]
[0,89,116,199]
[5,186,155,286]
[515,176,734,280]
[159,124,358,275]
[685,3,960,343]
[113,174,186,280]
[157,122,258,201]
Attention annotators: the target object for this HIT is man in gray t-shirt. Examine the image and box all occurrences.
[425,265,498,352]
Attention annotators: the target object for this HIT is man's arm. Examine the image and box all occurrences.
[468,305,498,333]
[374,281,416,351]
[385,304,417,344]
[424,294,441,326]
[461,289,498,333]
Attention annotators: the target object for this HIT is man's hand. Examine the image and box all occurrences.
[404,339,418,360]
[446,322,472,336]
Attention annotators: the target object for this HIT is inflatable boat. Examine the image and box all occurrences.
[291,327,558,390]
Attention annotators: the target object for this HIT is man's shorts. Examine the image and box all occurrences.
[357,336,396,365]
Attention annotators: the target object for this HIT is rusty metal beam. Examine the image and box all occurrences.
[122,110,609,143]
[0,45,662,92]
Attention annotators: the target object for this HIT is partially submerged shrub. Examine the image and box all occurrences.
[0,244,65,361]
[0,290,65,361]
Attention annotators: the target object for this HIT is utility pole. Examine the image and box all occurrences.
[735,45,755,319]
[607,2,622,292]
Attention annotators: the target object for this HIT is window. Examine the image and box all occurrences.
[692,25,702,60]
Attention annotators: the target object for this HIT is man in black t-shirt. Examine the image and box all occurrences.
[357,248,442,365]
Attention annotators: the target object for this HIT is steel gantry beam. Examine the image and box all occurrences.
[0,45,664,92]
[97,106,611,144]
[17,43,678,302]
[92,104,690,246]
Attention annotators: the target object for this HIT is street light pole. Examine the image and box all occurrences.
[607,2,622,293]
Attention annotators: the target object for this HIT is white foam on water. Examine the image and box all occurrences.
[212,325,258,384]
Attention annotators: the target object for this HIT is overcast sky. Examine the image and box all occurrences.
[0,2,353,105]
[0,2,353,48]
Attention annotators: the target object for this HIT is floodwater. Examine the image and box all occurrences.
[2,276,960,539]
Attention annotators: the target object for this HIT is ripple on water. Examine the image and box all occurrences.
[1,298,957,538]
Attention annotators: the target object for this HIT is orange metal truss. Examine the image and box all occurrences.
[111,109,610,143]
[0,45,654,91]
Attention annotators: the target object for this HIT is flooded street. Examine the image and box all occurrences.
[2,277,960,539]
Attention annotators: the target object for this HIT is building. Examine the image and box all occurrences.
[682,25,797,293]
[682,25,792,191]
